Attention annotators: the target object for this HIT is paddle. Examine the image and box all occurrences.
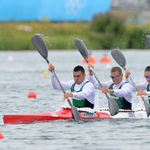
[111,49,150,117]
[31,34,81,122]
[74,38,119,116]
[146,35,150,47]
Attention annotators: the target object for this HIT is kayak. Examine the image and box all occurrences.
[3,107,148,124]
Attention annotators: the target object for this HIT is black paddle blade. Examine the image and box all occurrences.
[31,34,48,59]
[74,38,89,63]
[108,98,119,116]
[71,105,82,122]
[146,35,150,47]
[111,49,126,70]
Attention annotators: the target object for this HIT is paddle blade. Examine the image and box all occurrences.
[108,98,119,116]
[142,98,150,117]
[74,38,89,63]
[32,34,48,59]
[111,49,126,70]
[146,35,150,47]
[71,105,82,122]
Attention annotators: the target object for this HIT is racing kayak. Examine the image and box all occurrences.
[3,107,148,124]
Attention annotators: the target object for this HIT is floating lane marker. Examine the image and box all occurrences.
[0,132,4,139]
[42,71,49,75]
[53,61,58,65]
[28,91,36,98]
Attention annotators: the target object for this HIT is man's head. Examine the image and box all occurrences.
[73,65,85,84]
[144,66,150,83]
[110,67,123,85]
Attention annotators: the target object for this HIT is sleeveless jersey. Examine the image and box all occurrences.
[71,81,94,109]
[109,83,131,110]
[147,84,150,106]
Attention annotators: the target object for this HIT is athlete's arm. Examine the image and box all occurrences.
[88,75,112,89]
[113,83,132,97]
[51,73,72,90]
[73,82,95,99]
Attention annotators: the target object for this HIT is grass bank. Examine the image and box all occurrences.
[0,22,93,50]
[0,20,150,50]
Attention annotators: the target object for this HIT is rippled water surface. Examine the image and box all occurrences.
[1,50,150,150]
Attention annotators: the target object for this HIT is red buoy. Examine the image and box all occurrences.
[0,132,4,139]
[28,91,36,98]
[98,56,112,63]
[82,55,96,64]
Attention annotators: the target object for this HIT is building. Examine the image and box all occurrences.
[0,0,111,22]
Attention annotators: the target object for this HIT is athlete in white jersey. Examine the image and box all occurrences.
[125,66,150,105]
[48,64,95,109]
[88,64,133,110]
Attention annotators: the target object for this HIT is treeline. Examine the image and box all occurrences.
[89,11,150,49]
[0,12,150,50]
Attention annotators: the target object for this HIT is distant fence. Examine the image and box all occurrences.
[0,0,111,22]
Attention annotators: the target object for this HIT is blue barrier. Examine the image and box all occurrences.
[0,0,111,22]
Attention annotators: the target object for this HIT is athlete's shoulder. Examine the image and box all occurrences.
[85,79,95,87]
[122,81,132,88]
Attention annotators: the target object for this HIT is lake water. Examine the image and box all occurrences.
[1,50,150,150]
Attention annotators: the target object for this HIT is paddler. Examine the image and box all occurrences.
[88,64,133,110]
[125,66,150,106]
[48,64,95,109]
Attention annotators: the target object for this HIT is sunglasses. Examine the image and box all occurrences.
[144,75,150,79]
[74,75,81,78]
[110,74,121,79]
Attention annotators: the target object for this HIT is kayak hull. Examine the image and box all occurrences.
[3,108,147,124]
[3,108,111,124]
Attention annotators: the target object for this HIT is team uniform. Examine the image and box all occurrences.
[125,78,150,105]
[51,73,95,109]
[89,75,133,110]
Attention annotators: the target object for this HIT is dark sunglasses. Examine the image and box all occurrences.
[74,75,81,78]
[144,75,150,79]
[110,74,121,79]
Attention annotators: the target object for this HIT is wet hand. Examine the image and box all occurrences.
[88,63,94,75]
[64,93,73,99]
[137,90,147,97]
[125,70,131,78]
[102,87,114,94]
[48,63,55,72]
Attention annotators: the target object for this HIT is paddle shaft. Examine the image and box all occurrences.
[85,59,109,99]
[122,66,137,89]
[46,59,72,106]
[126,69,148,104]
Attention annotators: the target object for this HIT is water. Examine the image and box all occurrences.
[1,50,150,150]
